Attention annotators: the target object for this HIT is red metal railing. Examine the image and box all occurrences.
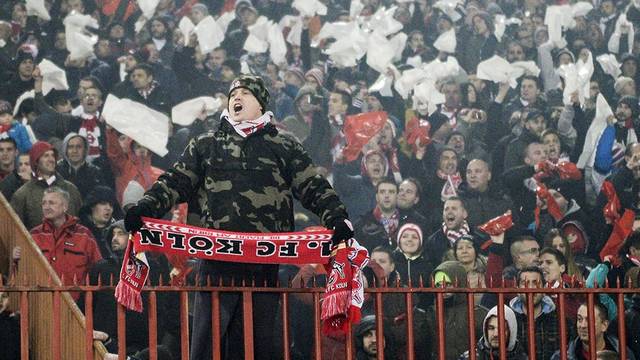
[1,280,637,360]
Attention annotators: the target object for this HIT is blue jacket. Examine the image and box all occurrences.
[1,121,32,153]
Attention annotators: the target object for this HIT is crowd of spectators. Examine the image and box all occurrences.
[1,0,640,358]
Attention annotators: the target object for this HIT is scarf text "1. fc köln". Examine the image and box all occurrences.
[115,217,369,336]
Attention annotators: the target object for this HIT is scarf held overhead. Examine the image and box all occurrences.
[116,217,369,336]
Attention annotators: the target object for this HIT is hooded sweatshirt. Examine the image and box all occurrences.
[430,261,488,359]
[57,133,104,198]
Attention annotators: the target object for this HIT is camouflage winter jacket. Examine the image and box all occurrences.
[139,119,348,233]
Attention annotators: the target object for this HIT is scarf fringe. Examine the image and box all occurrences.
[115,280,143,312]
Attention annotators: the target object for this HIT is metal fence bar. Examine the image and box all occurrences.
[281,291,291,360]
[497,292,507,360]
[117,303,126,360]
[526,291,536,359]
[617,293,627,360]
[313,291,322,360]
[587,293,597,358]
[405,292,415,360]
[374,292,384,360]
[180,290,190,360]
[466,293,476,360]
[211,291,221,360]
[242,291,254,360]
[148,290,158,360]
[435,292,445,360]
[558,293,568,360]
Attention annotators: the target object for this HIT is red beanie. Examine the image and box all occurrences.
[29,141,56,172]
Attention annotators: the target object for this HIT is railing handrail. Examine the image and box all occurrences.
[0,193,108,360]
[1,284,639,293]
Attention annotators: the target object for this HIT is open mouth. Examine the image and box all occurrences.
[233,103,243,113]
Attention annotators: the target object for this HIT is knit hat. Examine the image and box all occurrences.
[15,44,37,65]
[360,149,389,178]
[305,68,324,87]
[84,185,119,209]
[235,0,257,15]
[396,223,423,249]
[0,100,12,115]
[546,89,564,108]
[228,74,270,112]
[83,185,123,219]
[553,47,575,65]
[614,76,635,95]
[122,180,145,208]
[355,315,377,337]
[617,95,640,118]
[29,141,56,172]
[286,67,305,84]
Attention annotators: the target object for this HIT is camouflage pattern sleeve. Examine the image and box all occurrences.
[286,137,349,227]
[140,135,208,217]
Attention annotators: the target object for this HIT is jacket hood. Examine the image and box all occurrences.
[432,260,467,287]
[61,132,88,164]
[509,294,556,316]
[483,305,518,351]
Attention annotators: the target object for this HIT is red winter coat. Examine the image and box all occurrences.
[106,127,161,205]
[30,215,102,299]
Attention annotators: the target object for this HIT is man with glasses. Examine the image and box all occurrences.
[483,233,540,307]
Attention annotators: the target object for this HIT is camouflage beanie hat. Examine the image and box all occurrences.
[228,75,270,112]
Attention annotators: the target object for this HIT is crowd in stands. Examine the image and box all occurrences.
[2,0,640,358]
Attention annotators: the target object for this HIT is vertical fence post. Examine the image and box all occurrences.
[117,303,126,360]
[211,290,221,360]
[587,293,597,358]
[557,293,568,360]
[497,293,507,360]
[617,293,627,360]
[526,291,537,359]
[148,290,158,360]
[281,292,290,360]
[313,291,322,360]
[405,292,415,360]
[375,291,384,360]
[180,290,190,360]
[242,290,254,360]
[435,292,445,360]
[466,293,476,360]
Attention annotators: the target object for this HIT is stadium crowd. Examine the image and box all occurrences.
[1,0,640,358]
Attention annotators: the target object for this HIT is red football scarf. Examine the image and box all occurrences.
[322,239,369,337]
[115,217,369,336]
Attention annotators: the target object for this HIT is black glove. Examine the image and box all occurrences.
[330,218,354,246]
[124,203,153,234]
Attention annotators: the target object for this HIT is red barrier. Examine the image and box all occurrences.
[1,283,638,360]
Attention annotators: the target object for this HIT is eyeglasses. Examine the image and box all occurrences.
[520,247,540,255]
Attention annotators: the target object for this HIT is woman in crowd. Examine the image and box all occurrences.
[454,234,487,305]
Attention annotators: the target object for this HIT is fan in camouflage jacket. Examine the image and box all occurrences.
[125,75,351,360]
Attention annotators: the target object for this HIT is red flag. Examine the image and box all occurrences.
[600,209,635,266]
[342,111,388,162]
